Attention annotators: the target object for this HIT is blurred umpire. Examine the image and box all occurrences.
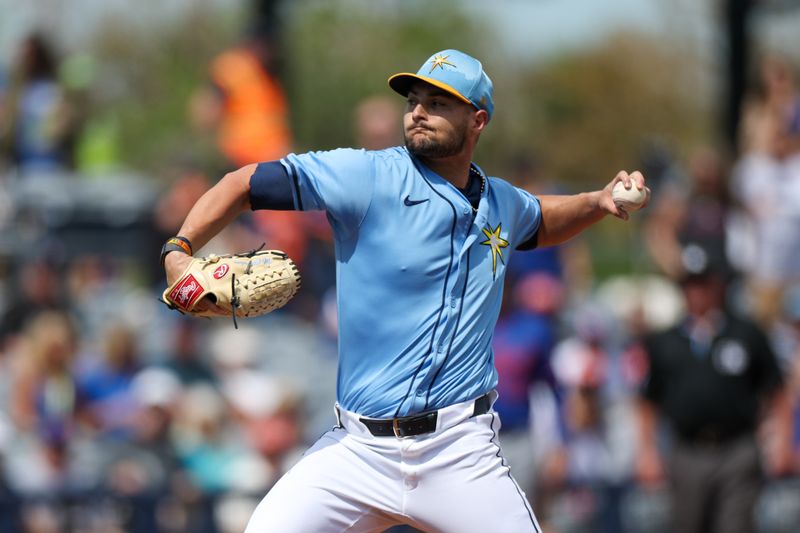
[636,242,794,533]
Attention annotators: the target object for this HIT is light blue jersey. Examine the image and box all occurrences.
[279,146,541,418]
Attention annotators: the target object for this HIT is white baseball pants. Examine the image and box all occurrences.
[244,393,541,532]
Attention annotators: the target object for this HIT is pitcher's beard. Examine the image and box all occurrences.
[405,128,466,159]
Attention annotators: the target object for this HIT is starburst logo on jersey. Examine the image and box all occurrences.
[428,54,455,73]
[480,223,509,280]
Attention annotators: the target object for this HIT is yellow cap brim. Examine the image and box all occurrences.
[387,73,473,107]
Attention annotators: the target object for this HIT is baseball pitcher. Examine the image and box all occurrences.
[161,49,649,532]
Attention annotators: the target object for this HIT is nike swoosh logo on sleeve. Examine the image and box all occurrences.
[403,195,430,206]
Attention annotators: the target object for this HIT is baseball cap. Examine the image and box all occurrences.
[678,242,728,283]
[388,49,494,119]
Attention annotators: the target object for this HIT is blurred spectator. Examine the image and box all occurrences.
[148,167,268,298]
[9,310,79,438]
[508,153,593,302]
[0,412,21,532]
[187,26,336,315]
[636,242,794,533]
[771,284,800,373]
[221,370,303,489]
[174,384,239,493]
[208,325,305,487]
[353,95,403,150]
[492,272,562,498]
[163,319,216,386]
[740,54,800,159]
[748,285,800,533]
[771,286,800,472]
[188,28,292,170]
[74,322,141,439]
[103,366,183,533]
[3,310,102,508]
[644,147,734,281]
[734,54,800,326]
[171,381,272,533]
[65,255,137,345]
[0,256,64,353]
[0,32,78,175]
[537,302,636,533]
[209,318,337,444]
[149,171,212,284]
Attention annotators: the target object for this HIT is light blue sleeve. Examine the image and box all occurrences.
[510,185,542,249]
[281,148,375,234]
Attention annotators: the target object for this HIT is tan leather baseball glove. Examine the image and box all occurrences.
[162,249,301,327]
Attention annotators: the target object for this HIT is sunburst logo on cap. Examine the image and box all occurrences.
[429,54,456,73]
[480,223,509,280]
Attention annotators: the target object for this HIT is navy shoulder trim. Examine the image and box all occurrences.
[249,161,296,211]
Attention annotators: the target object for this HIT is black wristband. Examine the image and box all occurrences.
[160,236,193,267]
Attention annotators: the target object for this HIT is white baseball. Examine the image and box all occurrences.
[612,181,647,212]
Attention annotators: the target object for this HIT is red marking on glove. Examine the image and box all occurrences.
[213,264,230,279]
[169,274,205,310]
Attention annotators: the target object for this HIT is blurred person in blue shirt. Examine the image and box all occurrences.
[0,33,77,175]
[492,272,563,497]
[74,322,141,439]
[507,152,594,301]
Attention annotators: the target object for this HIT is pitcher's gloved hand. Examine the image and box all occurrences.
[162,249,301,328]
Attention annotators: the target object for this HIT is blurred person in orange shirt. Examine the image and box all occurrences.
[189,27,292,168]
[188,23,311,277]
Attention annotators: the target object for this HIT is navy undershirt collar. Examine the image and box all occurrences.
[457,166,483,210]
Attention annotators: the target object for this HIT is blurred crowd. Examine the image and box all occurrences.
[0,28,799,533]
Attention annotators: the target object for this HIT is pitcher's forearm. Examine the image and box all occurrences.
[536,191,606,248]
[176,164,256,250]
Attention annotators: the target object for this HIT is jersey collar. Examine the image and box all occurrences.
[405,147,491,199]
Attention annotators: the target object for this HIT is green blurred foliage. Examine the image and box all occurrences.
[279,2,712,279]
[282,3,712,186]
[502,32,712,279]
[493,32,712,188]
[282,0,488,151]
[81,0,712,189]
[77,4,242,174]
[71,0,714,279]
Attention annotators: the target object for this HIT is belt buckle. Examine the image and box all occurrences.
[392,417,407,439]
